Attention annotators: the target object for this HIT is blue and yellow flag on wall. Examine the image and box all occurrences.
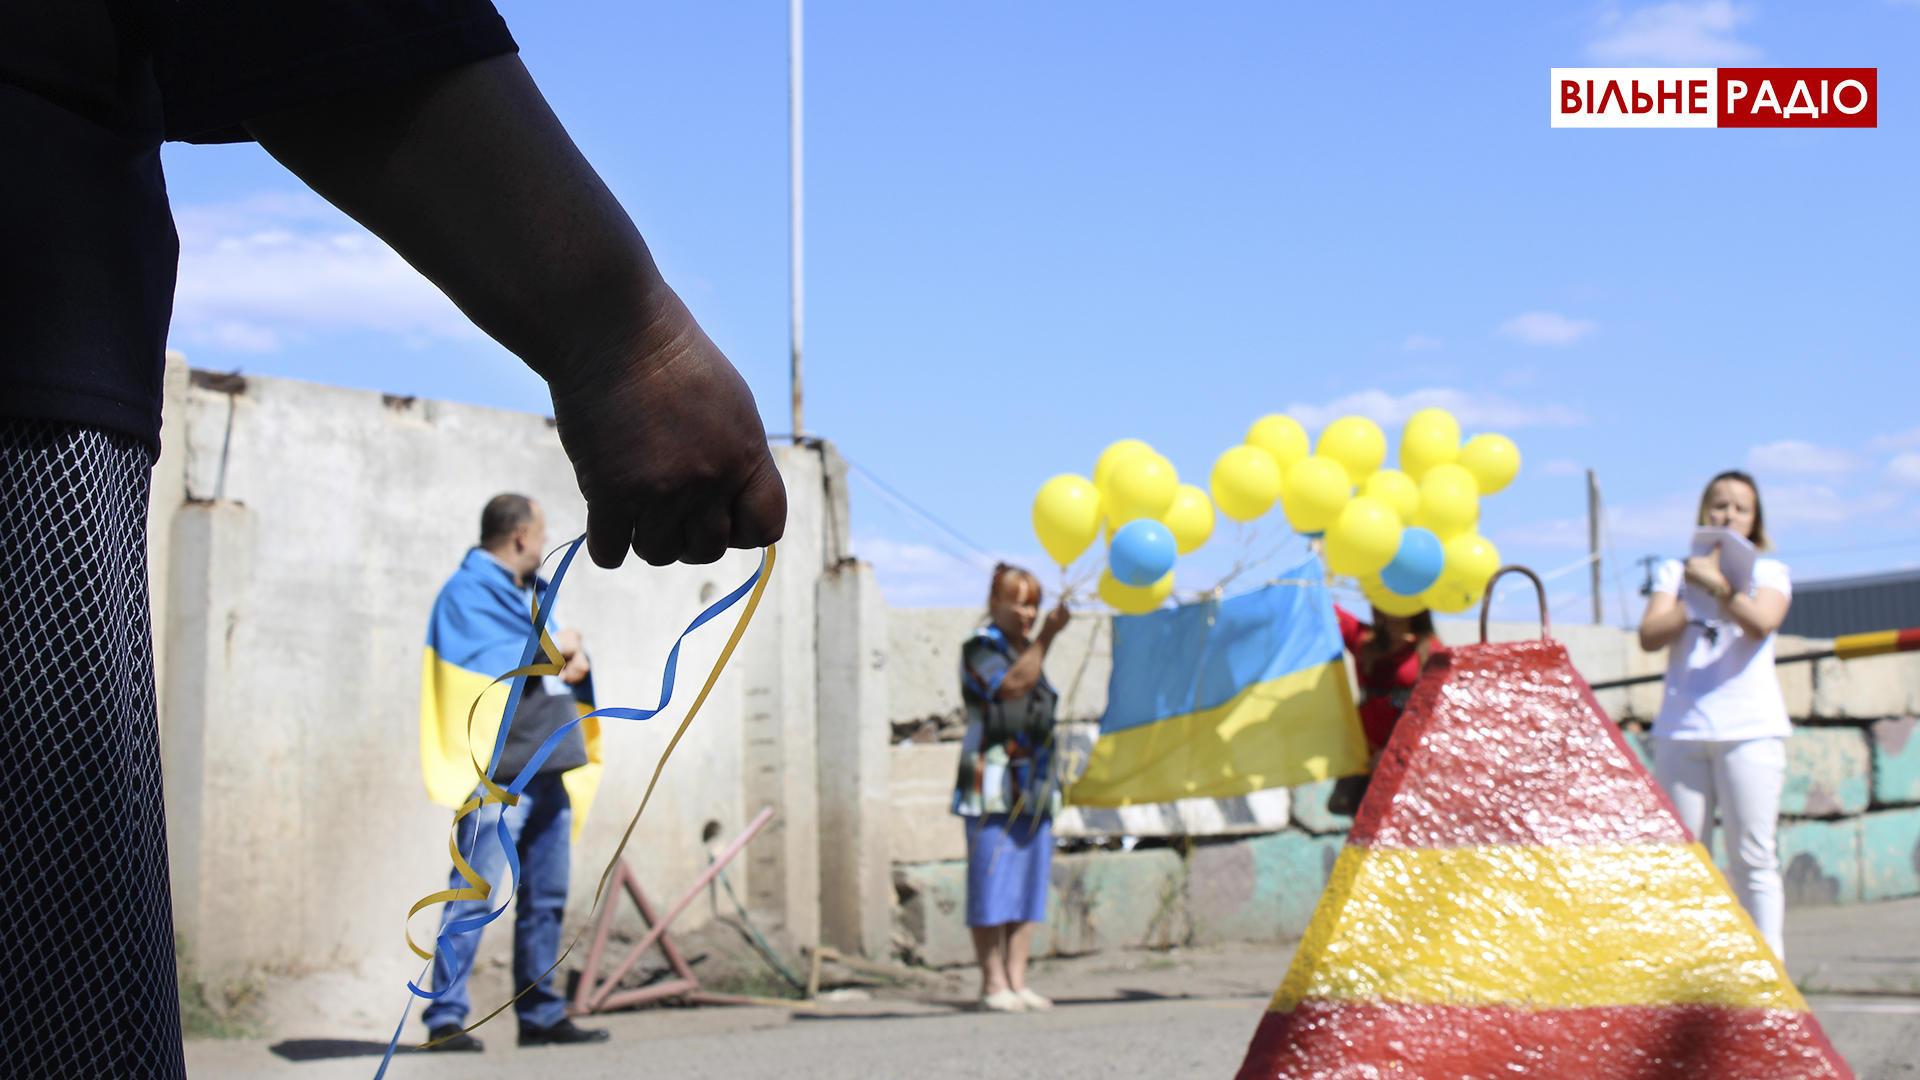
[1067,558,1366,807]
[420,548,603,839]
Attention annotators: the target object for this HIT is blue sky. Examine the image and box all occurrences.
[161,1,1920,623]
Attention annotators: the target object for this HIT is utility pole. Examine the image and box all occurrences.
[1587,469,1604,625]
[788,0,805,442]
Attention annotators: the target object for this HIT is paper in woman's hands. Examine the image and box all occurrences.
[1685,527,1757,620]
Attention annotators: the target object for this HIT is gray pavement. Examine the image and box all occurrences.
[188,897,1920,1079]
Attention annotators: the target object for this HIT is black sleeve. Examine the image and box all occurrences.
[156,0,517,143]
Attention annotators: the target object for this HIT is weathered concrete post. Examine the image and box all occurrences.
[815,557,891,957]
[735,441,843,946]
[160,500,263,986]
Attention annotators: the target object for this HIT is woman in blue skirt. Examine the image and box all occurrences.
[951,564,1069,1012]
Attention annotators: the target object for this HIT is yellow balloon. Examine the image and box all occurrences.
[1458,433,1522,496]
[1209,445,1282,522]
[1422,533,1501,613]
[1160,483,1215,555]
[1031,474,1103,566]
[1420,578,1480,614]
[1399,408,1461,481]
[1100,567,1174,615]
[1317,416,1387,485]
[1323,495,1403,577]
[1094,439,1155,502]
[1440,532,1502,589]
[1361,468,1420,522]
[1108,452,1179,524]
[1360,575,1427,618]
[1414,462,1479,540]
[1280,456,1352,534]
[1246,414,1310,473]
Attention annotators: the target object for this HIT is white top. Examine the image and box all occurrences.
[1651,555,1793,741]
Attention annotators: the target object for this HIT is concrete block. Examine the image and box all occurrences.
[1871,717,1920,806]
[1861,808,1920,902]
[1813,653,1920,720]
[888,744,966,864]
[1049,847,1189,955]
[1289,778,1353,835]
[1780,727,1871,818]
[1779,818,1862,907]
[892,860,1002,967]
[1187,830,1345,945]
[1773,635,1818,718]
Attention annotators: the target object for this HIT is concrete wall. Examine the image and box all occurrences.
[146,361,1920,999]
[152,369,868,999]
[886,606,1920,967]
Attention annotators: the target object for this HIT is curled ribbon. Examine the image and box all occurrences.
[373,538,775,1077]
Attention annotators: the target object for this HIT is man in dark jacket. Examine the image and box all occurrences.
[0,5,785,1075]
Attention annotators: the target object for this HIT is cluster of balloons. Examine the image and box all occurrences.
[1208,408,1516,615]
[1031,439,1209,614]
[1030,409,1521,617]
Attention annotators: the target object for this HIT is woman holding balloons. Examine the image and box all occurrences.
[951,563,1070,1012]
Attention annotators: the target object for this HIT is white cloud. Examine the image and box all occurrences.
[170,192,482,354]
[1286,388,1586,432]
[1888,453,1920,487]
[1744,440,1862,477]
[1537,458,1585,478]
[1499,491,1698,553]
[1762,483,1899,529]
[1494,312,1597,347]
[1871,427,1920,453]
[1588,1,1761,64]
[1400,334,1443,352]
[851,532,1050,609]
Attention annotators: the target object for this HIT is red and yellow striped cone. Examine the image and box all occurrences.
[1236,636,1855,1080]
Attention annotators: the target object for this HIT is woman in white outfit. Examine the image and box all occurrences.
[1637,469,1793,960]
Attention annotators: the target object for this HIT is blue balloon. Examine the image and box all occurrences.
[1380,527,1445,596]
[1109,519,1177,587]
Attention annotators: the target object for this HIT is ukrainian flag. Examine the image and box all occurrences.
[1067,558,1366,807]
[420,549,603,840]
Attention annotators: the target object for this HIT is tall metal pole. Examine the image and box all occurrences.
[788,0,805,441]
[1587,468,1604,625]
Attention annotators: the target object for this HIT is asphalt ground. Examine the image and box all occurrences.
[187,896,1920,1079]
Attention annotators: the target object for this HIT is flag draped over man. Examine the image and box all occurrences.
[419,549,604,839]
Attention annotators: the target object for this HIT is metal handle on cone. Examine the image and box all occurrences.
[1480,565,1549,644]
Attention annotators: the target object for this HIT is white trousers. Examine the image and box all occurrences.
[1652,736,1787,960]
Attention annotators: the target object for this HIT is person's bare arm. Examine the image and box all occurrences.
[1679,549,1790,640]
[997,605,1070,699]
[1638,591,1688,651]
[244,54,784,567]
[1723,588,1790,640]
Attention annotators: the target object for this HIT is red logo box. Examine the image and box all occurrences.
[1717,68,1876,128]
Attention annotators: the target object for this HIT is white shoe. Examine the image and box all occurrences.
[980,989,1027,1012]
[1014,987,1053,1011]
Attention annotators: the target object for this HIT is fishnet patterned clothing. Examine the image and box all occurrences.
[0,420,186,1079]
